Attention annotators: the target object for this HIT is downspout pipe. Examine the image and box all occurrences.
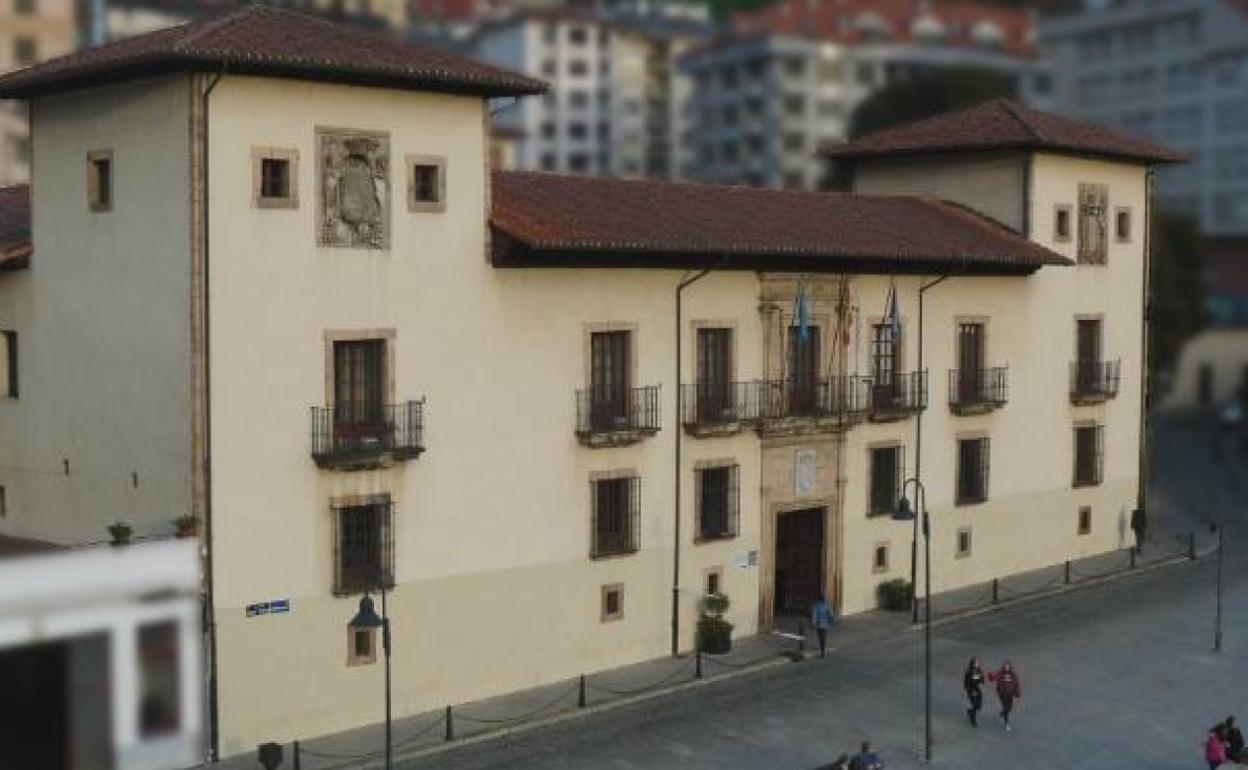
[200,68,225,763]
[672,261,726,656]
[910,273,949,624]
[1138,166,1154,521]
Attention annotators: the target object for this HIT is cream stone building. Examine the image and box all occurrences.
[0,9,1181,761]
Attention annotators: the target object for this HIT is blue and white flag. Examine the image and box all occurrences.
[884,282,901,340]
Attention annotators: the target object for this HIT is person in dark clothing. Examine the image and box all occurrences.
[848,741,883,770]
[963,657,986,727]
[1215,716,1244,762]
[1130,507,1147,553]
[988,661,1021,731]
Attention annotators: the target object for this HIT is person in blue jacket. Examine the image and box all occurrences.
[811,595,834,658]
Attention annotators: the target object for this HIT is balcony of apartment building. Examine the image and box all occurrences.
[311,400,425,470]
[681,382,758,437]
[948,366,1009,415]
[861,370,928,422]
[576,385,662,447]
[1070,359,1121,405]
[755,375,867,436]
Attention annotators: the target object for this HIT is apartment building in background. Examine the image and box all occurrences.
[470,8,711,177]
[0,0,76,186]
[1043,0,1248,240]
[0,7,1180,759]
[680,0,1053,188]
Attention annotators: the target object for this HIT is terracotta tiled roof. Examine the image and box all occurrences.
[0,185,31,272]
[823,99,1186,164]
[491,171,1069,273]
[0,5,546,100]
[730,0,1038,57]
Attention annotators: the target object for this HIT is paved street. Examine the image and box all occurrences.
[404,418,1248,770]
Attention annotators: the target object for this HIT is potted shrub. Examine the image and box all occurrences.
[878,578,913,612]
[107,521,133,547]
[696,592,733,655]
[173,515,198,538]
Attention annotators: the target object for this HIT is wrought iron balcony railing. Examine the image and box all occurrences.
[680,382,758,431]
[311,401,425,468]
[1070,359,1121,404]
[859,371,927,420]
[576,385,661,446]
[948,367,1009,414]
[755,377,867,423]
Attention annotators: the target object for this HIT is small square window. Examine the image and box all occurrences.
[872,542,889,573]
[704,567,722,596]
[601,583,624,622]
[347,627,377,666]
[87,151,113,212]
[1115,207,1132,242]
[252,148,298,209]
[1,330,17,399]
[1078,506,1092,535]
[406,156,446,212]
[1054,204,1072,242]
[0,485,6,517]
[956,527,973,558]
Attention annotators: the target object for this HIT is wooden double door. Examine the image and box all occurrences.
[773,507,825,617]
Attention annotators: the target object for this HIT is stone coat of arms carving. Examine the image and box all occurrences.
[317,128,390,249]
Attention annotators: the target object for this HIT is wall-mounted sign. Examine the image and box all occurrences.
[795,449,817,497]
[246,599,291,618]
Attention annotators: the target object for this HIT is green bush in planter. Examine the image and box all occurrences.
[697,592,733,654]
[878,578,913,611]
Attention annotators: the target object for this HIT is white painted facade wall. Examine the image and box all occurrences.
[0,76,193,544]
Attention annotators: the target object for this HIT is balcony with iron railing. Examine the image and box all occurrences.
[576,385,662,447]
[311,400,425,470]
[680,382,758,437]
[860,371,928,422]
[1070,359,1121,405]
[754,377,867,436]
[948,367,1009,415]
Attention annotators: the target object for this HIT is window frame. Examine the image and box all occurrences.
[1073,424,1105,487]
[405,154,447,213]
[1054,203,1072,243]
[1,330,16,399]
[137,620,181,739]
[87,150,113,213]
[956,527,973,559]
[872,541,890,574]
[331,494,395,596]
[1114,206,1133,243]
[600,583,624,622]
[590,474,640,559]
[251,147,299,209]
[695,463,740,543]
[868,444,904,516]
[347,627,378,666]
[955,436,991,505]
[1077,505,1092,535]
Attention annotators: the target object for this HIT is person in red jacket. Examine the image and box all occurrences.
[988,661,1021,731]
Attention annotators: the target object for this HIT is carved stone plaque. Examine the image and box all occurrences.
[317,128,390,249]
[1077,182,1108,265]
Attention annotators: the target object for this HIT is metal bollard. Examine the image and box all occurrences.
[797,621,806,655]
[578,675,586,708]
[445,706,454,742]
[1064,560,1071,585]
[991,578,999,604]
[695,648,703,679]
[1189,531,1198,560]
[292,741,301,770]
[1130,548,1137,569]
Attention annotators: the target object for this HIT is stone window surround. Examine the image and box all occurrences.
[405,154,447,213]
[583,321,639,389]
[346,626,377,666]
[953,430,991,506]
[952,315,991,369]
[600,583,624,622]
[1053,203,1073,243]
[251,146,299,210]
[322,329,397,407]
[87,149,113,213]
[866,439,905,517]
[1078,505,1092,536]
[872,540,890,574]
[689,319,738,383]
[955,526,973,559]
[703,565,723,595]
[865,313,909,372]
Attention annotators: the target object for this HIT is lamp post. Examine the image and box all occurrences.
[348,584,392,769]
[893,478,932,763]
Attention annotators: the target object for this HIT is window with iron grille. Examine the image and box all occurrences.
[333,499,394,594]
[696,464,739,541]
[956,437,990,505]
[590,331,631,430]
[1073,425,1104,487]
[871,322,898,386]
[696,328,733,421]
[868,446,903,516]
[334,339,385,424]
[591,476,640,558]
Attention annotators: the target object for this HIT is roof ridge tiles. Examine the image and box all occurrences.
[995,99,1045,144]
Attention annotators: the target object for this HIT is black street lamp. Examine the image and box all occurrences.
[348,586,392,769]
[892,479,932,763]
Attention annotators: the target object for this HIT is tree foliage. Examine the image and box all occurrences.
[1150,210,1207,377]
[847,67,1017,140]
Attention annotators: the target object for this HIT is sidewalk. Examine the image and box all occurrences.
[200,538,1211,770]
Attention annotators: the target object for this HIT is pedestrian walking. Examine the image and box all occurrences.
[963,657,985,727]
[811,595,834,659]
[1130,506,1147,553]
[848,741,883,770]
[1207,725,1228,770]
[1210,717,1244,763]
[988,661,1021,731]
